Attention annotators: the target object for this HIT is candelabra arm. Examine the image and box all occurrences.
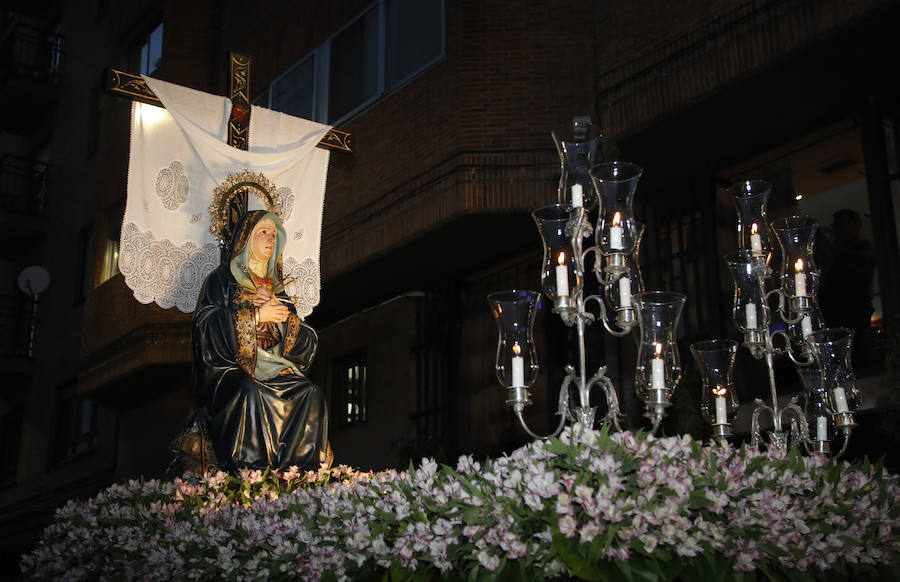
[584,294,632,337]
[585,366,623,432]
[834,427,852,460]
[779,398,809,449]
[750,399,774,448]
[512,369,573,441]
[771,329,815,366]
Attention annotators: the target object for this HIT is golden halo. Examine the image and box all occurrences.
[209,170,282,246]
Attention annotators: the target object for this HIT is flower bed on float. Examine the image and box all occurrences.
[21,428,900,581]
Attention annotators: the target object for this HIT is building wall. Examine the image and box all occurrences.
[2,0,899,577]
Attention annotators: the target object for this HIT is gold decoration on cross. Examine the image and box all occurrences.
[209,170,282,246]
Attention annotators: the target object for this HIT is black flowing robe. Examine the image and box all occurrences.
[191,211,328,470]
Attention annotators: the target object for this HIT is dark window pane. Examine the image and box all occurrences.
[141,22,163,75]
[385,0,442,89]
[271,56,314,120]
[329,7,379,122]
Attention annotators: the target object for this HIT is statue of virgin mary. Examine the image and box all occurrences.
[188,209,330,471]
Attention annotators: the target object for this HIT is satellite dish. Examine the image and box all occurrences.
[18,265,51,295]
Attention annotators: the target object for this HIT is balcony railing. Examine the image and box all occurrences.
[0,23,64,86]
[0,293,36,358]
[0,155,50,216]
[0,410,23,488]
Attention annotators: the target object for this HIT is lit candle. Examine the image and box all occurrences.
[832,386,849,414]
[555,251,570,297]
[801,315,813,338]
[571,184,583,208]
[745,303,758,329]
[618,276,631,307]
[511,343,525,387]
[750,223,763,256]
[609,212,624,250]
[650,343,665,390]
[794,259,807,297]
[713,386,728,424]
[816,416,828,441]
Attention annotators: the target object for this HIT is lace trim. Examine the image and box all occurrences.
[282,257,320,319]
[119,222,220,312]
[277,186,294,221]
[156,161,189,210]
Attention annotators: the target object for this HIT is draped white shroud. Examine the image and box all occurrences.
[120,76,331,317]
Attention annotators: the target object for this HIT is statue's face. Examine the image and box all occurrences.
[250,219,277,261]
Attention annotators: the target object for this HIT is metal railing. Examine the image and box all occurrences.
[0,154,50,216]
[0,293,36,358]
[0,23,64,86]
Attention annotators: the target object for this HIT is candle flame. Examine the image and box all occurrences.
[557,251,566,266]
[794,258,804,272]
[512,343,521,356]
[612,211,621,227]
[713,386,727,397]
[751,222,758,235]
[654,343,662,356]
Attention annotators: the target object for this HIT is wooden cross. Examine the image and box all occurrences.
[105,52,350,242]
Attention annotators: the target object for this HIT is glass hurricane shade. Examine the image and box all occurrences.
[591,161,642,257]
[690,339,739,426]
[798,367,833,442]
[724,250,766,333]
[552,119,601,211]
[604,222,645,312]
[730,179,772,255]
[533,204,584,301]
[487,290,540,389]
[772,215,820,301]
[632,291,686,401]
[807,328,860,415]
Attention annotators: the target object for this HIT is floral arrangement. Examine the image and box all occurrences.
[21,427,900,581]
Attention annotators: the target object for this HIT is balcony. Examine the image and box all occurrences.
[78,276,192,410]
[0,24,63,134]
[0,155,50,240]
[0,293,35,380]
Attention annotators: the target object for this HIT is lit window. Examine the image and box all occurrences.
[140,22,163,75]
[334,353,367,428]
[99,204,123,285]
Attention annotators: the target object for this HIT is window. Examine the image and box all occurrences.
[333,352,367,428]
[139,21,163,75]
[384,0,443,88]
[53,383,99,464]
[259,0,444,124]
[329,6,380,123]
[0,405,23,488]
[99,203,123,285]
[270,55,315,120]
[75,223,93,303]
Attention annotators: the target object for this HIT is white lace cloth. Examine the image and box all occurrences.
[121,76,331,316]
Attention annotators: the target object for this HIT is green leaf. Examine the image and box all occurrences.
[390,563,415,582]
[551,530,608,582]
[688,489,712,510]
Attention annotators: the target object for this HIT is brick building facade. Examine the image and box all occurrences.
[1,0,898,575]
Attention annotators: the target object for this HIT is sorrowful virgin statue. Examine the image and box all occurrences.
[171,209,331,473]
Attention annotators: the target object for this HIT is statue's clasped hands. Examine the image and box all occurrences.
[254,286,290,323]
